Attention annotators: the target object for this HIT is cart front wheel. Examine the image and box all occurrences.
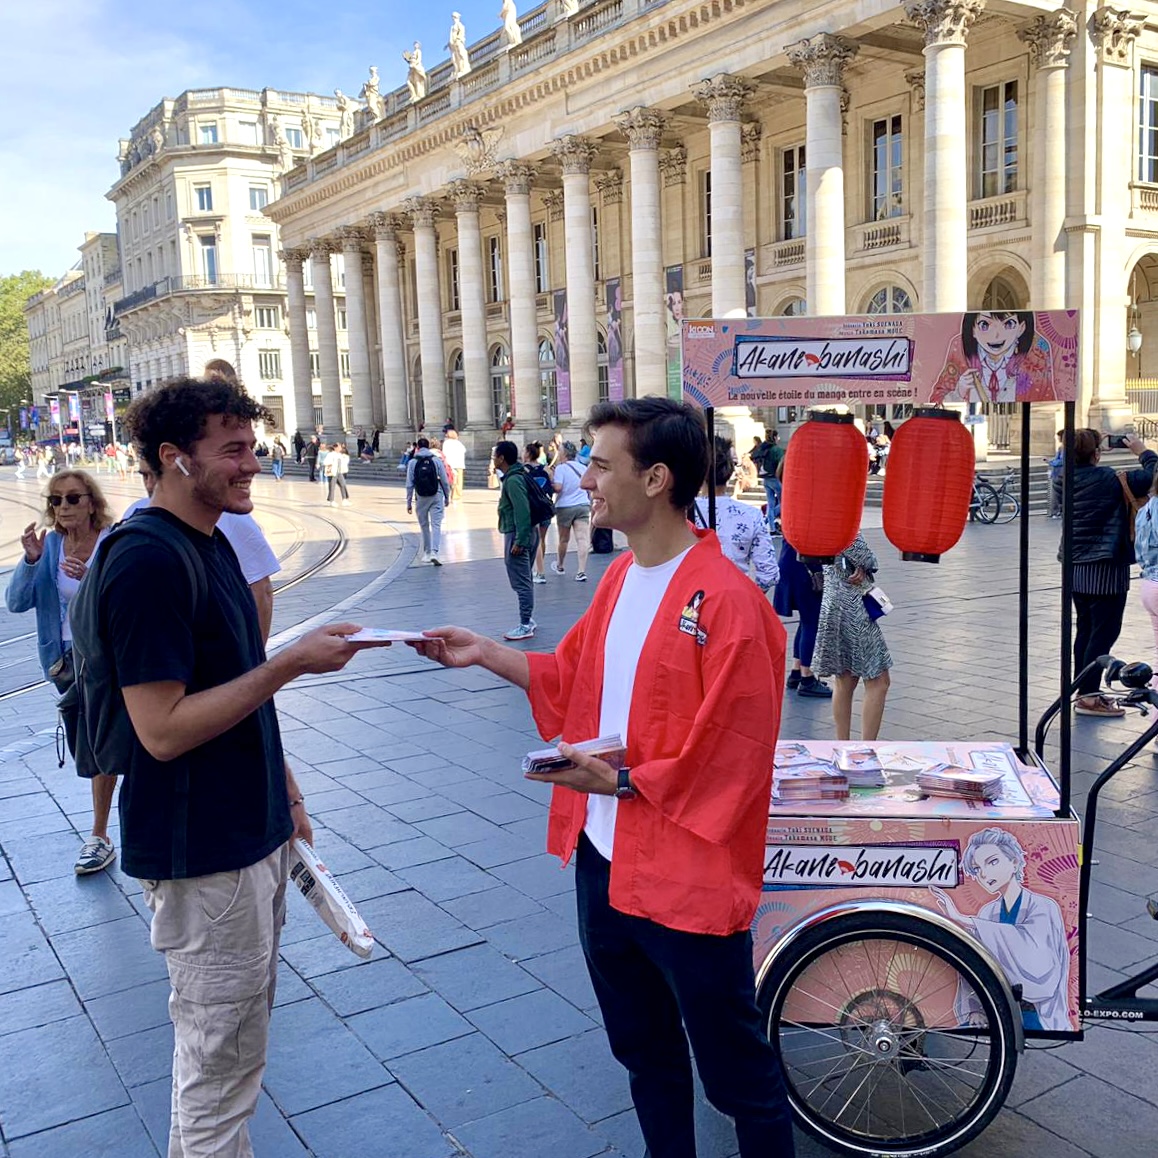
[758,911,1018,1158]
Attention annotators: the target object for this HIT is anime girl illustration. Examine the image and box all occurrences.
[930,311,1054,404]
[930,826,1071,1031]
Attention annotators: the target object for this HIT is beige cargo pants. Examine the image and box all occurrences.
[141,843,289,1158]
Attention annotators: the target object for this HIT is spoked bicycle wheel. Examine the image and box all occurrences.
[971,481,1000,524]
[759,911,1018,1157]
[992,494,1020,524]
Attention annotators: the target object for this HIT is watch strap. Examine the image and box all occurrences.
[616,766,637,799]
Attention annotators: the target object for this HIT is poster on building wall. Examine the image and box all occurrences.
[553,288,571,419]
[665,265,684,400]
[681,310,1080,409]
[744,249,756,318]
[606,279,624,403]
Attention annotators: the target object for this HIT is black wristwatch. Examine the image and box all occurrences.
[614,767,637,800]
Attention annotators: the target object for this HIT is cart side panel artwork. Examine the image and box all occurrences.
[756,816,1081,1033]
[682,311,1079,409]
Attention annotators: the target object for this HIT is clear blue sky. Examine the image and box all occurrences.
[1,0,502,277]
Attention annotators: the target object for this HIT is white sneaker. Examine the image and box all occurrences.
[533,573,547,585]
[430,552,442,566]
[575,571,587,582]
[421,551,431,563]
[503,622,536,641]
[550,561,566,575]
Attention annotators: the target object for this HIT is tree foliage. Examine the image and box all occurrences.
[0,271,55,413]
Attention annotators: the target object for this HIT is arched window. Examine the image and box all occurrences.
[780,297,807,317]
[982,276,1021,311]
[490,344,511,428]
[539,338,557,428]
[447,350,465,432]
[597,330,610,403]
[866,286,913,315]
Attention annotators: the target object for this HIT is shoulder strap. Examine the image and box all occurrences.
[1117,469,1147,512]
[112,516,209,617]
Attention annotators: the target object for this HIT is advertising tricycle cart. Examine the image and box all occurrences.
[683,311,1158,1156]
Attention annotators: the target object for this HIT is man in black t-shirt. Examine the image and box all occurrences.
[113,378,374,1156]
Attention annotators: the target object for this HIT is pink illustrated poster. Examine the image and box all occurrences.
[755,742,1082,1032]
[681,311,1079,409]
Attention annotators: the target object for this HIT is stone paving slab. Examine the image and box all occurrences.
[4,476,1158,1153]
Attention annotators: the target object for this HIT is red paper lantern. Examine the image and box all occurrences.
[883,407,975,563]
[781,411,868,563]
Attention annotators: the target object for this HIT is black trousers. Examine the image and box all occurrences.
[575,834,795,1158]
[1073,591,1129,696]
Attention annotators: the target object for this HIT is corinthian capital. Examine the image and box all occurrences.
[1017,9,1078,68]
[337,225,366,253]
[659,145,687,186]
[449,180,485,213]
[542,190,564,222]
[786,34,858,88]
[595,168,623,204]
[551,135,598,175]
[615,107,666,151]
[904,68,926,111]
[904,0,985,48]
[1089,6,1143,66]
[403,196,439,228]
[496,161,536,196]
[693,74,755,122]
[279,246,309,272]
[367,211,403,241]
[306,237,335,262]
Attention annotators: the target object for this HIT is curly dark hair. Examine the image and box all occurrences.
[124,377,271,473]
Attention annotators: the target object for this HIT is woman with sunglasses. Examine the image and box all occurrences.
[5,470,118,874]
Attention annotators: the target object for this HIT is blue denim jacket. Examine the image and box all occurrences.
[4,531,65,680]
[1136,497,1158,582]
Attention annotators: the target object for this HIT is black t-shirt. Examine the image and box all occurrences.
[102,508,290,880]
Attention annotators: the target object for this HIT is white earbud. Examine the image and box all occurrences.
[175,457,191,477]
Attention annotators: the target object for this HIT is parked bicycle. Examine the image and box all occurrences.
[988,469,1021,524]
[968,471,1021,525]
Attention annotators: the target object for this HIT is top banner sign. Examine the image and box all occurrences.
[681,311,1079,409]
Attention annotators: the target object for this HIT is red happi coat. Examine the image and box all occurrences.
[526,528,786,935]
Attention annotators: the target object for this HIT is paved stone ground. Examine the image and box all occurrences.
[1,471,1158,1157]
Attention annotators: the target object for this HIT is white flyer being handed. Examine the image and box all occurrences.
[344,628,429,643]
[289,838,375,958]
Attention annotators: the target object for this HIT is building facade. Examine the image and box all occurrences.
[261,0,1158,453]
[106,86,354,434]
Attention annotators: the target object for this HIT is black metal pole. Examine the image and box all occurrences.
[1019,402,1031,758]
[1058,400,1076,819]
[706,406,717,530]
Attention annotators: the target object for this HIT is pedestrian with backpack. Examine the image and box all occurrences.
[493,440,538,639]
[524,441,555,583]
[406,437,450,564]
[5,469,118,874]
[70,377,375,1157]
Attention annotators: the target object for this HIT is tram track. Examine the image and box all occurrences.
[0,496,352,703]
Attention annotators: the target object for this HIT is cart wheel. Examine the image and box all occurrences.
[973,481,1001,524]
[758,911,1018,1157]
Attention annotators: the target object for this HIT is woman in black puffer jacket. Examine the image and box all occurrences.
[1054,429,1157,715]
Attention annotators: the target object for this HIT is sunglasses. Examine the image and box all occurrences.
[47,493,91,508]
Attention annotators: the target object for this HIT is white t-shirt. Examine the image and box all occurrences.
[442,438,466,471]
[122,499,280,586]
[585,545,694,860]
[58,528,110,644]
[554,460,589,509]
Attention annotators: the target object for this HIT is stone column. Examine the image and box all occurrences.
[308,238,344,439]
[337,227,374,432]
[1019,9,1078,452]
[694,76,753,318]
[615,108,666,397]
[280,247,314,437]
[552,135,599,419]
[497,162,540,426]
[405,197,446,428]
[1088,6,1143,427]
[369,213,410,430]
[450,181,492,428]
[787,34,857,317]
[905,0,985,312]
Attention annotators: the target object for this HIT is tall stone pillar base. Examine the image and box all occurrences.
[713,406,759,456]
[1029,402,1064,458]
[1088,402,1135,438]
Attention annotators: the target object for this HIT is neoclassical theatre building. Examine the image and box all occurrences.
[263,0,1157,452]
